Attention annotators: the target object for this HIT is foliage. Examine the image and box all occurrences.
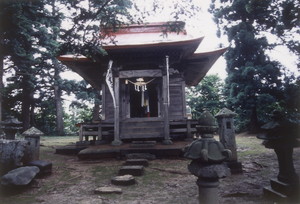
[64,108,93,135]
[0,1,54,129]
[210,0,299,132]
[186,74,225,118]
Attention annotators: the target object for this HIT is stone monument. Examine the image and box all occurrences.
[215,108,243,174]
[22,127,44,164]
[0,139,28,175]
[184,110,231,204]
[257,110,300,203]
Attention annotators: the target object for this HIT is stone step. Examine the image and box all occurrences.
[263,186,287,202]
[124,159,149,167]
[94,186,122,194]
[111,175,136,186]
[118,165,144,176]
[27,160,52,176]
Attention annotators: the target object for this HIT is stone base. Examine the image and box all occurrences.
[225,161,243,174]
[27,160,52,176]
[197,177,220,204]
[118,165,144,176]
[263,178,300,203]
[111,140,123,146]
[162,139,173,145]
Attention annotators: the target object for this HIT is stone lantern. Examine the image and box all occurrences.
[257,110,300,202]
[184,110,231,204]
[0,116,22,140]
[215,108,242,174]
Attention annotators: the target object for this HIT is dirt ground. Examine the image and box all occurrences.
[1,134,300,204]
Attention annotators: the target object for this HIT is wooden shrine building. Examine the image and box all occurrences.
[58,22,226,145]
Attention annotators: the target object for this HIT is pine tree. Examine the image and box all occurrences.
[210,0,287,132]
[0,1,47,129]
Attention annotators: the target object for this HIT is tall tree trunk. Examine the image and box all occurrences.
[50,0,64,136]
[0,56,3,121]
[248,106,259,133]
[22,81,33,131]
[54,60,64,136]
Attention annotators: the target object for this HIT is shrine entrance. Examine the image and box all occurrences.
[129,78,160,118]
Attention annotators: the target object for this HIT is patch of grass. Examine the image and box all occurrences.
[92,163,120,184]
[236,135,271,158]
[40,136,78,147]
[0,195,37,204]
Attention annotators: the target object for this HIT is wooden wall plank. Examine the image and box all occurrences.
[119,69,162,78]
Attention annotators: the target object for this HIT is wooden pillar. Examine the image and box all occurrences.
[97,123,102,141]
[112,76,122,145]
[186,119,192,140]
[79,124,83,141]
[162,56,172,145]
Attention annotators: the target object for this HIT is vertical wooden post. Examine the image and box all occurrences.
[162,56,172,145]
[97,123,102,141]
[112,76,122,145]
[79,124,83,141]
[186,119,192,140]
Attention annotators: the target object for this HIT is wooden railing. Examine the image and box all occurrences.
[77,119,198,142]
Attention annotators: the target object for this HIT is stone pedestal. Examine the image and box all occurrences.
[22,127,44,164]
[23,135,40,163]
[197,178,219,204]
[274,146,298,184]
